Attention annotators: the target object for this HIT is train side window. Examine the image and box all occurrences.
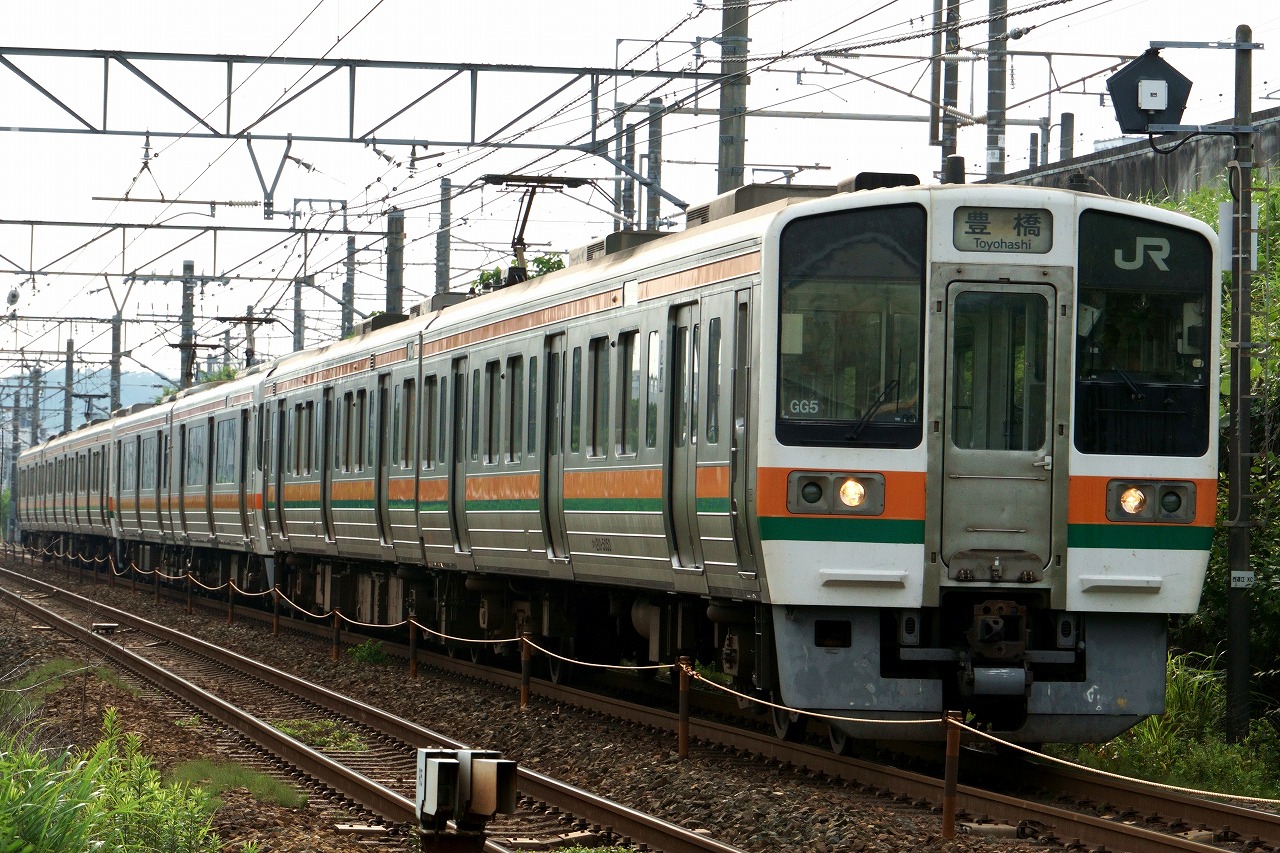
[484,361,500,465]
[367,387,376,468]
[507,355,523,463]
[292,405,304,474]
[570,347,582,454]
[305,401,315,474]
[588,337,609,458]
[341,392,353,471]
[526,355,538,455]
[617,331,640,457]
[706,317,721,444]
[646,330,661,449]
[421,375,437,469]
[214,419,237,483]
[438,377,448,463]
[392,382,403,465]
[355,389,367,470]
[257,403,266,472]
[141,437,157,489]
[186,423,207,486]
[470,368,481,462]
[401,379,416,468]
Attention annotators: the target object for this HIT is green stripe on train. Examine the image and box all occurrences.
[758,516,925,544]
[1067,523,1213,551]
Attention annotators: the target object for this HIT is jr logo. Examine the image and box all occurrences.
[1114,237,1170,271]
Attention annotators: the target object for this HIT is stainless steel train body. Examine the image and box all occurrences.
[17,181,1219,744]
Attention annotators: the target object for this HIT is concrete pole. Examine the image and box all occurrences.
[245,306,256,368]
[293,277,306,351]
[8,380,19,542]
[622,125,636,230]
[1028,133,1038,170]
[435,178,451,296]
[28,366,42,446]
[110,313,122,414]
[343,236,356,338]
[63,338,74,435]
[223,329,231,367]
[1226,23,1254,744]
[180,260,195,389]
[941,1,960,172]
[646,99,663,230]
[985,0,1007,180]
[613,110,624,232]
[1059,112,1075,161]
[716,0,748,194]
[386,209,404,316]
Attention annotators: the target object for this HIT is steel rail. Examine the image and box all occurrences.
[0,569,748,853]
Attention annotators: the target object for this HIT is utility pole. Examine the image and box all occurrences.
[8,379,20,542]
[386,209,404,316]
[223,329,231,367]
[110,312,123,414]
[343,236,356,338]
[986,0,1008,179]
[293,276,308,351]
[63,338,74,434]
[1226,23,1255,744]
[28,366,42,446]
[622,124,637,229]
[436,178,451,298]
[716,0,748,194]
[180,260,195,388]
[941,1,961,173]
[646,99,663,230]
[1059,112,1075,161]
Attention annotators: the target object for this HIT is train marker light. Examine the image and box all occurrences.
[801,482,824,504]
[837,479,867,508]
[1159,491,1183,513]
[1119,487,1147,515]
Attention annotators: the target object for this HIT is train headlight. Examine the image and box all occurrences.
[837,478,867,508]
[1106,480,1197,524]
[787,472,885,515]
[1119,487,1147,515]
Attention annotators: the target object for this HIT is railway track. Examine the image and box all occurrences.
[8,559,1280,853]
[0,566,750,853]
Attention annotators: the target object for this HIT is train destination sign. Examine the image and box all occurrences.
[953,206,1053,253]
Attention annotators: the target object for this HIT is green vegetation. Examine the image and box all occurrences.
[346,638,391,665]
[0,658,134,726]
[471,253,565,290]
[0,708,219,852]
[169,759,307,809]
[273,718,367,751]
[1051,654,1280,798]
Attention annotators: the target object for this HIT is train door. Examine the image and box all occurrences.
[203,416,216,535]
[320,388,336,541]
[729,288,757,576]
[176,426,189,536]
[448,357,471,553]
[153,430,165,535]
[941,282,1058,579]
[273,400,289,539]
[667,302,702,570]
[541,334,569,560]
[375,373,393,545]
[237,409,252,540]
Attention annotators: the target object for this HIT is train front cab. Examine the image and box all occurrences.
[759,188,1218,743]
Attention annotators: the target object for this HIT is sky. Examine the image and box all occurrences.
[0,0,1275,415]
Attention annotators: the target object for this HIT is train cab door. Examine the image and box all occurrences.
[666,302,703,571]
[448,357,471,554]
[541,334,570,561]
[729,288,757,577]
[237,409,252,541]
[941,282,1061,581]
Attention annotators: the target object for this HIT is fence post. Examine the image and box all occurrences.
[186,573,193,614]
[227,581,235,626]
[154,563,160,604]
[332,609,341,661]
[272,585,281,636]
[678,657,691,759]
[409,620,419,678]
[520,632,532,709]
[942,711,962,839]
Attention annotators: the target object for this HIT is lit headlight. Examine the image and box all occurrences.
[1119,487,1147,515]
[838,478,867,508]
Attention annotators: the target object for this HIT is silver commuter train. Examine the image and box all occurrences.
[17,177,1220,744]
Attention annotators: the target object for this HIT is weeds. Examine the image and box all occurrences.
[169,759,307,809]
[273,718,367,751]
[346,639,390,666]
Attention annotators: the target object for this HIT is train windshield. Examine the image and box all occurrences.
[776,204,925,447]
[1075,210,1213,456]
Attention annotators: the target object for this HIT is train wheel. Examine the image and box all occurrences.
[469,644,488,665]
[828,723,857,756]
[772,705,806,742]
[547,638,575,685]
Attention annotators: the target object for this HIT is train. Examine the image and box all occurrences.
[16,174,1220,746]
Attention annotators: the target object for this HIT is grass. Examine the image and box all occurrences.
[1,658,136,726]
[169,759,308,809]
[346,638,391,666]
[1048,653,1280,799]
[273,718,367,751]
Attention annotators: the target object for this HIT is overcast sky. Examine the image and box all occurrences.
[0,0,1274,405]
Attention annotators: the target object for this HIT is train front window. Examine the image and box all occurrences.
[1075,211,1213,456]
[777,204,925,447]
